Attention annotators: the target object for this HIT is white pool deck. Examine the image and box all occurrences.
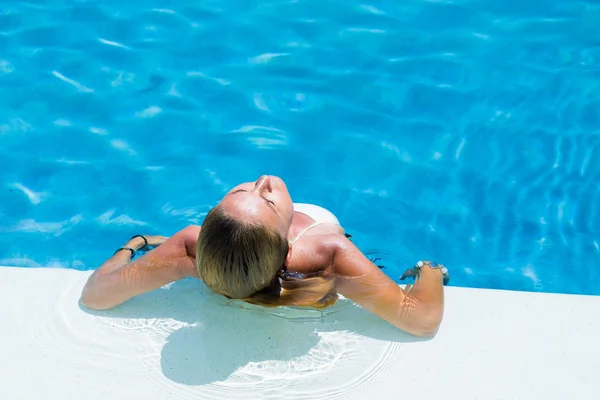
[1,267,599,400]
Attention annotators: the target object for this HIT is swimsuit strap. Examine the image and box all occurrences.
[289,221,322,244]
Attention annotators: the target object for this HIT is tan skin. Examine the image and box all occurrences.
[81,176,445,338]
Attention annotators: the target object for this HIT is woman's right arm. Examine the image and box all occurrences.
[331,237,445,338]
[80,226,200,310]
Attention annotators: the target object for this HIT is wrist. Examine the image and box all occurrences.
[415,261,450,285]
[125,237,146,250]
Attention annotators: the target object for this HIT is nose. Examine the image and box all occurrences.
[253,175,273,194]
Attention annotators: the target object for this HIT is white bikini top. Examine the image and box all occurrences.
[290,203,340,244]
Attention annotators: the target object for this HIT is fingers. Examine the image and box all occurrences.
[399,268,416,281]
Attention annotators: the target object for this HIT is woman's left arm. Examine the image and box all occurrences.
[80,226,200,310]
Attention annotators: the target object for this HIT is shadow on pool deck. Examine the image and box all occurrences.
[81,277,426,386]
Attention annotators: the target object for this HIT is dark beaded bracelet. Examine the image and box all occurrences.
[129,235,148,247]
[114,247,136,258]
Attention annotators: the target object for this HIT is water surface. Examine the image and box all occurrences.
[1,0,599,295]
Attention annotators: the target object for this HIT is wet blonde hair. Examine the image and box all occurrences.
[196,206,338,309]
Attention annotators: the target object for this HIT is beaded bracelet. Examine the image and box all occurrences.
[414,260,450,286]
[114,247,136,258]
[129,235,148,247]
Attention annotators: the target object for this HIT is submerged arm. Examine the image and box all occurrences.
[80,226,200,310]
[332,238,445,338]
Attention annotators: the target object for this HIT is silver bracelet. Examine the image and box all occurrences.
[414,260,450,286]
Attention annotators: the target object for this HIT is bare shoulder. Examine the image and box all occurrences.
[164,225,201,279]
[174,225,201,257]
[178,224,201,237]
[328,234,394,287]
[288,233,345,276]
[290,234,391,294]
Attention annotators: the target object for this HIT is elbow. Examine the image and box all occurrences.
[79,293,112,311]
[405,310,443,338]
[80,283,116,311]
[411,324,439,339]
[80,300,109,311]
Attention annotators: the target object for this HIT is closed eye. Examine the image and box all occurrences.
[230,189,276,206]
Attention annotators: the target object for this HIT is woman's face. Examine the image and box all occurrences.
[218,175,295,237]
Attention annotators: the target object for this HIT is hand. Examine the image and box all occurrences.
[399,268,417,281]
[407,260,450,286]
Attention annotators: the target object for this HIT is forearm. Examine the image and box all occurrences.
[80,234,185,310]
[89,236,147,279]
[81,237,146,309]
[81,261,180,310]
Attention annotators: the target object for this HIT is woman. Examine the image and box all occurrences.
[81,175,447,337]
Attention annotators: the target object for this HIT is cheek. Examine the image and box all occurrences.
[275,194,294,220]
[285,197,295,219]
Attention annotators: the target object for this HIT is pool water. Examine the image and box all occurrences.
[1,0,599,295]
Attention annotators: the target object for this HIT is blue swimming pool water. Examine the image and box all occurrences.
[1,0,599,295]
